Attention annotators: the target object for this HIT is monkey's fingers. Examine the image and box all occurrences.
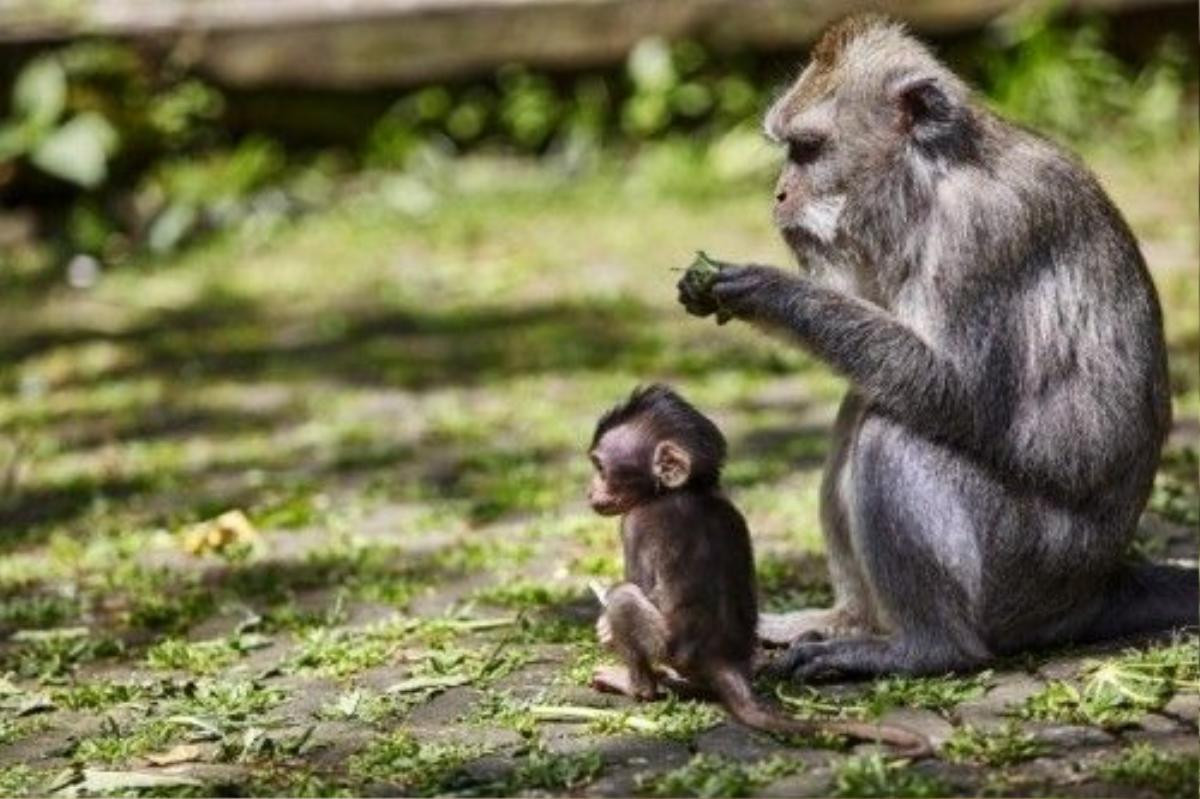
[765,640,832,680]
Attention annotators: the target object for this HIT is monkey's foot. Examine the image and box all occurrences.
[592,666,659,700]
[757,608,863,647]
[770,636,978,681]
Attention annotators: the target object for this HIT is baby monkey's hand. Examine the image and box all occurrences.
[596,613,614,649]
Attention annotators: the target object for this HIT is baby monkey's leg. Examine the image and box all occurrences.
[594,583,668,700]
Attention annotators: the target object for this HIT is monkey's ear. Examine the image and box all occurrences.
[652,440,692,489]
[894,75,953,131]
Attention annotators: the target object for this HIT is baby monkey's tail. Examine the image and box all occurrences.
[707,665,931,758]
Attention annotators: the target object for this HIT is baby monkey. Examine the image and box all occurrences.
[587,385,929,755]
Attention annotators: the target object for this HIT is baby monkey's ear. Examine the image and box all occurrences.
[653,440,692,489]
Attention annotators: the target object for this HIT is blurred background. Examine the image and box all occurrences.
[0,1,1197,794]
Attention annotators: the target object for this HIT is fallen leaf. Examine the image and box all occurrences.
[385,674,473,694]
[144,743,207,766]
[165,714,223,740]
[16,693,54,716]
[53,769,200,796]
[181,509,260,556]
[11,626,89,642]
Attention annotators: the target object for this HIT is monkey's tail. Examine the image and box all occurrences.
[1079,561,1198,643]
[706,665,931,758]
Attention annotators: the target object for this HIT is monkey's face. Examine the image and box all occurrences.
[765,78,883,260]
[765,25,970,270]
[588,425,651,516]
[588,424,695,515]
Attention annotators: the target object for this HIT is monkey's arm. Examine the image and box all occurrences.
[700,265,974,440]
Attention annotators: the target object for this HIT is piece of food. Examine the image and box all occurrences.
[679,251,732,324]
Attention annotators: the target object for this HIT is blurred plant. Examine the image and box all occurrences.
[0,55,119,188]
[977,7,1191,148]
[139,136,287,252]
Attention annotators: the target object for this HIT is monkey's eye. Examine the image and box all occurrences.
[590,454,604,473]
[787,133,826,165]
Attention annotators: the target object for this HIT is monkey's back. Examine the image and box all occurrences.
[622,491,758,672]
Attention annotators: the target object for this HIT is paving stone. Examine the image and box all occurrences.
[455,752,517,786]
[545,684,630,708]
[264,674,341,721]
[760,766,836,798]
[584,733,691,769]
[409,724,525,751]
[1163,692,1200,726]
[910,759,980,794]
[581,741,695,797]
[303,721,377,768]
[1122,729,1200,753]
[1028,723,1116,749]
[877,708,956,750]
[1132,712,1182,735]
[353,664,417,693]
[955,672,1043,730]
[693,723,790,762]
[404,686,485,725]
[492,660,566,699]
[1036,655,1090,682]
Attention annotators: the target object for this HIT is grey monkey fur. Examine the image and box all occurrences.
[678,15,1197,678]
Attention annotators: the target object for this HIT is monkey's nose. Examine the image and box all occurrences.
[775,190,788,203]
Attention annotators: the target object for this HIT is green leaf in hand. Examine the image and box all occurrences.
[680,250,732,324]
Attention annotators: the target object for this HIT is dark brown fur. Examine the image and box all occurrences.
[587,385,930,755]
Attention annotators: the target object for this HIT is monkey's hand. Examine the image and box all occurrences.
[596,613,614,649]
[709,265,794,323]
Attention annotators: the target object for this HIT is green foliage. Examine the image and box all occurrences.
[641,754,801,797]
[0,766,42,798]
[472,577,581,610]
[1096,742,1199,796]
[52,680,139,710]
[509,748,604,792]
[832,754,950,798]
[777,671,990,720]
[0,591,79,630]
[348,731,484,795]
[943,723,1046,766]
[1021,635,1199,727]
[0,55,119,187]
[1,631,121,680]
[73,717,178,766]
[639,695,725,740]
[144,637,242,675]
[976,9,1192,148]
[1149,446,1200,527]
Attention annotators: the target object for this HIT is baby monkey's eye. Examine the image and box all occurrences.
[788,133,827,165]
[590,454,604,473]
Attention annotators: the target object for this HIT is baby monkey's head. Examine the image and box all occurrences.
[588,384,727,516]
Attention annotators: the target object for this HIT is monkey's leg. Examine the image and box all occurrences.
[773,420,994,681]
[593,583,668,701]
[759,394,878,647]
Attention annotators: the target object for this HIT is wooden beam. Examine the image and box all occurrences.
[0,0,1187,88]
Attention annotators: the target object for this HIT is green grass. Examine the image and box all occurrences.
[943,723,1046,767]
[1020,635,1199,728]
[641,754,802,797]
[1096,742,1199,796]
[831,754,950,798]
[348,731,487,795]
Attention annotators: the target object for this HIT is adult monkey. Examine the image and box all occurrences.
[678,15,1197,679]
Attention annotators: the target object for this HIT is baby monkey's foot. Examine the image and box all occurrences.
[592,665,659,701]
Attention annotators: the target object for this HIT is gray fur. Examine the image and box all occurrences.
[679,16,1197,677]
